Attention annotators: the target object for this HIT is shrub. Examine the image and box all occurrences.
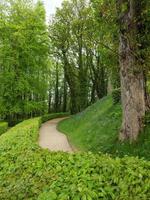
[0,122,8,136]
[112,88,121,104]
[0,117,150,199]
[41,112,69,123]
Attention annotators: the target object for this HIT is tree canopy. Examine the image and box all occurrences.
[0,0,49,124]
[0,0,150,141]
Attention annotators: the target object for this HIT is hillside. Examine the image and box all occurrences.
[58,96,150,160]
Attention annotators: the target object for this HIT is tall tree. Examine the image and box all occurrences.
[49,0,112,113]
[117,0,146,141]
[0,0,49,123]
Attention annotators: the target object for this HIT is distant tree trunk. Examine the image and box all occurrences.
[107,76,113,95]
[111,63,121,90]
[118,0,146,141]
[63,74,67,112]
[96,65,107,99]
[58,89,62,112]
[90,81,96,104]
[86,49,96,104]
[90,51,107,99]
[48,88,51,113]
[62,50,80,114]
[78,36,88,110]
[54,64,59,112]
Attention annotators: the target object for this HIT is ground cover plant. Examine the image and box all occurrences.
[58,96,150,160]
[0,115,150,199]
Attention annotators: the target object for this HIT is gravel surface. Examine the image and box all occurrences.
[39,118,73,152]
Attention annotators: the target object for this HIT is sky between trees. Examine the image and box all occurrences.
[42,0,63,21]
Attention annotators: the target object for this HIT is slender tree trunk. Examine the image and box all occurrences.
[91,52,107,99]
[63,74,67,112]
[96,65,107,99]
[58,89,62,112]
[54,64,59,112]
[90,82,96,104]
[118,0,146,141]
[107,76,113,95]
[48,88,51,113]
[78,36,88,110]
[86,49,96,104]
[62,50,80,114]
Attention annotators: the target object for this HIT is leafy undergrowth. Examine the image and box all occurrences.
[0,122,8,136]
[0,116,150,199]
[58,96,150,160]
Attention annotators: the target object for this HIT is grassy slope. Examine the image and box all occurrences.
[0,122,8,136]
[58,96,150,160]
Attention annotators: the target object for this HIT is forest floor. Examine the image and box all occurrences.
[39,118,73,153]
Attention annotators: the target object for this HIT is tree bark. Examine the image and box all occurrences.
[118,0,146,141]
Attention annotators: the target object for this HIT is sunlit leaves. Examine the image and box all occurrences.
[0,0,50,120]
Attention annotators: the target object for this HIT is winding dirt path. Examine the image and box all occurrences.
[39,118,73,152]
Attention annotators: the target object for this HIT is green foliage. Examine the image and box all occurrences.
[0,122,8,136]
[0,117,150,199]
[0,0,49,121]
[49,0,116,113]
[41,112,69,123]
[58,95,150,160]
[112,88,121,104]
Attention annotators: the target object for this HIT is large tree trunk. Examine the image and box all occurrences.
[118,0,146,141]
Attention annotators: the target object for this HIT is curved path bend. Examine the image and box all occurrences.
[39,118,73,153]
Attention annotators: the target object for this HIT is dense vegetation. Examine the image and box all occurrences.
[0,0,150,198]
[0,0,50,124]
[49,0,117,114]
[0,122,8,136]
[0,118,150,199]
[58,96,150,160]
[0,0,150,141]
[49,0,150,141]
